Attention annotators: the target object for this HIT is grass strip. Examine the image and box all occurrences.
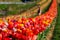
[51,4,60,40]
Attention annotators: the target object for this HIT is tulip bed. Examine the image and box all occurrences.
[37,0,57,40]
[37,18,56,40]
[0,0,57,40]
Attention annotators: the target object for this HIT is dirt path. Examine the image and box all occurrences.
[40,0,51,11]
[37,0,47,5]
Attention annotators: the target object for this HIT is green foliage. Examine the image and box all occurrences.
[0,3,37,16]
[52,4,60,40]
[0,4,8,10]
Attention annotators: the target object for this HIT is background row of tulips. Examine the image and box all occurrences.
[37,0,57,40]
[0,0,57,40]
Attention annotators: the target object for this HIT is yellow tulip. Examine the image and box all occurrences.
[19,24,24,27]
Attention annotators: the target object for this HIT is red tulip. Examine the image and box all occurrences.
[3,37,12,40]
[0,34,2,40]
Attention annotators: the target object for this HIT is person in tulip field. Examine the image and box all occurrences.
[37,6,42,15]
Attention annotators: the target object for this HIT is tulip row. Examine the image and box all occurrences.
[37,0,57,40]
[0,0,57,40]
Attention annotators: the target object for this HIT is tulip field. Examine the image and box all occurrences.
[0,0,59,40]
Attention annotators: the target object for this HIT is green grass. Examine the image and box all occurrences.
[52,4,60,40]
[40,0,48,6]
[7,3,36,14]
[0,4,8,10]
[0,3,37,16]
[0,0,21,2]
